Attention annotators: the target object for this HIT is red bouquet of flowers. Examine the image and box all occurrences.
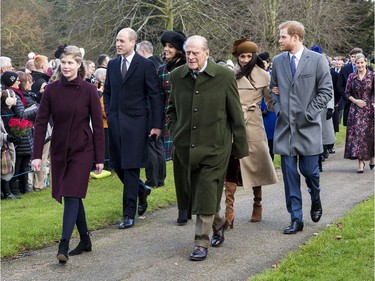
[8,118,33,137]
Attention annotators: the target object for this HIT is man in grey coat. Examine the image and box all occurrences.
[270,21,332,234]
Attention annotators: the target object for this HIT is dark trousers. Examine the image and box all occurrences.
[145,138,166,187]
[10,155,31,193]
[115,168,147,219]
[281,155,320,222]
[104,128,110,170]
[61,197,88,241]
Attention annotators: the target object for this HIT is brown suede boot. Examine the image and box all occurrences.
[250,186,262,222]
[224,182,237,228]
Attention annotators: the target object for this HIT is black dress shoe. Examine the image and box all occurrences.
[118,217,134,229]
[283,220,304,234]
[138,185,152,216]
[328,148,335,154]
[177,209,188,226]
[211,221,228,247]
[189,246,207,261]
[311,201,323,223]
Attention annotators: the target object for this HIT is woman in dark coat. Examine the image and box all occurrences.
[1,71,38,195]
[158,30,187,224]
[343,53,374,173]
[31,46,105,263]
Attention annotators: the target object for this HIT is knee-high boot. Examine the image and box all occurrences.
[250,186,262,222]
[224,182,237,229]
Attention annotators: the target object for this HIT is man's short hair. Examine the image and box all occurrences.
[0,56,12,69]
[349,48,363,55]
[279,21,305,41]
[136,41,154,54]
[97,54,109,66]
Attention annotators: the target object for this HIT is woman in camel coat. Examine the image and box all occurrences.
[224,40,277,228]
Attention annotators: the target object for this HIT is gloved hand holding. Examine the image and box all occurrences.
[326,108,333,120]
[7,134,22,144]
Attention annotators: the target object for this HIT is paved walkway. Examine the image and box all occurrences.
[1,145,374,281]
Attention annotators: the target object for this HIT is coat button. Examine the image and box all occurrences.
[193,126,197,130]
[193,108,198,112]
[191,144,196,148]
[195,91,199,95]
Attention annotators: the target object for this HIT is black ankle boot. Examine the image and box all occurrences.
[69,234,92,256]
[57,240,69,263]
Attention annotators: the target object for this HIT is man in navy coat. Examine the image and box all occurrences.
[104,28,163,228]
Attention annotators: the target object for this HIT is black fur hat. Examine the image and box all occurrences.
[160,31,186,52]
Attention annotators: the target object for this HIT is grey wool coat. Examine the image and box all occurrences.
[270,47,333,156]
[167,60,248,215]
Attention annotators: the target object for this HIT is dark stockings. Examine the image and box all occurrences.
[61,197,88,241]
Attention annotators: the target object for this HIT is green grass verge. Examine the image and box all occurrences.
[250,196,374,281]
[1,163,177,259]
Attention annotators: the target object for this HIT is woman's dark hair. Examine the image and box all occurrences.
[236,54,265,82]
[164,50,186,72]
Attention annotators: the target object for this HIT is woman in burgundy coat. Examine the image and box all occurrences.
[31,46,105,264]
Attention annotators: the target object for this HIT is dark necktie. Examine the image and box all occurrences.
[192,70,199,79]
[121,58,127,79]
[290,55,296,77]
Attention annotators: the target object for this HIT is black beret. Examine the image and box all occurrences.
[160,31,186,52]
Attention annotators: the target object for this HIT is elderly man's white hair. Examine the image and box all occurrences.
[0,57,12,68]
[183,35,209,51]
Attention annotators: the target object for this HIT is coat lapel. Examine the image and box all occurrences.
[123,53,139,84]
[294,48,309,80]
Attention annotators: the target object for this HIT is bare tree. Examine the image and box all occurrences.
[1,0,373,66]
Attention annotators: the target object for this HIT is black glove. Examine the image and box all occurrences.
[7,134,22,144]
[326,108,333,120]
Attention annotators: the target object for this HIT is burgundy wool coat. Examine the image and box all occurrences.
[33,75,105,203]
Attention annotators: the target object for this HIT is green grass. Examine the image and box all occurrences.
[250,196,374,281]
[1,163,177,258]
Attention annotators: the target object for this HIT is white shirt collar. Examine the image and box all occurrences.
[198,60,208,73]
[123,51,135,65]
[289,48,303,61]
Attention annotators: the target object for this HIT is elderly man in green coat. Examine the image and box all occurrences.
[167,35,248,261]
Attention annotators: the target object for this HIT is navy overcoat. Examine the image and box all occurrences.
[103,53,162,169]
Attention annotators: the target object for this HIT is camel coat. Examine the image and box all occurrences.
[236,65,278,188]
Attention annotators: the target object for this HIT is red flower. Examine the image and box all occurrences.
[8,118,33,137]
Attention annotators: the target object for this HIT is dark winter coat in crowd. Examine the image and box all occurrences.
[31,71,51,103]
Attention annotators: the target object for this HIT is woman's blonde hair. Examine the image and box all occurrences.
[355,53,367,63]
[61,45,86,78]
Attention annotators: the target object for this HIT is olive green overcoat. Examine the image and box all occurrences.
[167,60,248,215]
